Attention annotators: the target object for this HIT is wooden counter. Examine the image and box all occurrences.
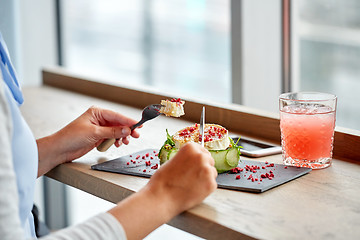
[20,69,360,240]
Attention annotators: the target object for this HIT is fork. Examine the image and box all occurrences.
[97,104,163,152]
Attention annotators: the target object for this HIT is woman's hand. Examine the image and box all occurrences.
[108,142,217,239]
[36,106,140,177]
[147,142,218,214]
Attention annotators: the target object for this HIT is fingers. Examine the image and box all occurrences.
[184,142,215,166]
[114,136,131,147]
[115,139,123,148]
[90,106,138,127]
[131,129,141,139]
[96,126,131,140]
[186,142,217,178]
[200,147,214,166]
[147,141,217,215]
[122,136,130,145]
[212,165,218,178]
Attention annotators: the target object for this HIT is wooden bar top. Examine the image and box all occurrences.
[21,85,360,240]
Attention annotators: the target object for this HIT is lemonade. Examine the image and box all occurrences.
[279,92,337,169]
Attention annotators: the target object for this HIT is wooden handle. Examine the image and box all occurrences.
[97,138,116,152]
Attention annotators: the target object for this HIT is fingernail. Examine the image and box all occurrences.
[122,127,129,135]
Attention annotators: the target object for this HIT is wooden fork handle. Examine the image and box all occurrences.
[96,138,116,152]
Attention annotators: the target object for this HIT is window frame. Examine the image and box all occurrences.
[231,0,283,113]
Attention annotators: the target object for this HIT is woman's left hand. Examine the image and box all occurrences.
[36,106,140,177]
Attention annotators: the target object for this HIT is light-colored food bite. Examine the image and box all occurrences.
[159,124,241,173]
[159,98,185,117]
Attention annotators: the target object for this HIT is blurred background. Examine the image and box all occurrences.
[1,0,360,238]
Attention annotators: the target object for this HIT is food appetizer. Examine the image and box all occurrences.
[159,98,185,117]
[159,124,241,173]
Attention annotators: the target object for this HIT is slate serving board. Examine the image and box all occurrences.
[91,149,312,193]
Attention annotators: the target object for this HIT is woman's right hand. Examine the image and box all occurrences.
[147,142,218,215]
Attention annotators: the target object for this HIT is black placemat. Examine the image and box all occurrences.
[91,149,312,193]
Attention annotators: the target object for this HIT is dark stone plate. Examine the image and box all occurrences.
[91,149,311,193]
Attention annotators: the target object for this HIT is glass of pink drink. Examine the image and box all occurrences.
[279,92,337,169]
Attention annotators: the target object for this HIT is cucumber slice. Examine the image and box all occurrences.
[159,148,170,164]
[159,134,242,173]
[160,148,239,173]
[225,148,240,167]
[167,148,179,160]
[210,150,230,173]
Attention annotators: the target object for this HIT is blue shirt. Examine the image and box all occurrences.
[0,32,38,238]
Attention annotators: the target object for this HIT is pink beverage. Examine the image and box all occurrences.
[279,92,337,169]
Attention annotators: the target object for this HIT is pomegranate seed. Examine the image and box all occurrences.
[236,175,241,180]
[284,166,288,169]
[143,169,146,173]
[126,162,130,165]
[170,98,182,103]
[136,155,140,159]
[146,153,150,157]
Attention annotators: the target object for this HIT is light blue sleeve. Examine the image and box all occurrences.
[1,31,38,238]
[0,75,26,240]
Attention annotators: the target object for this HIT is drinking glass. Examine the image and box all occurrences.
[279,92,337,169]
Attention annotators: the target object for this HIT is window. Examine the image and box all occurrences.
[61,0,231,103]
[292,0,360,130]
